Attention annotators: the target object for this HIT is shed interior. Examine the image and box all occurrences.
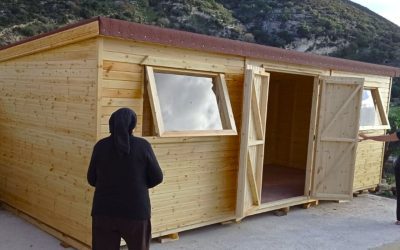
[262,72,315,203]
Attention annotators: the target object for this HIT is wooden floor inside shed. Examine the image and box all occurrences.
[261,165,306,203]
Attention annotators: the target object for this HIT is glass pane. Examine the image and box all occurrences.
[360,90,382,126]
[154,72,223,131]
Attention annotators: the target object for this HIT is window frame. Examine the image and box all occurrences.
[359,87,390,131]
[145,66,237,137]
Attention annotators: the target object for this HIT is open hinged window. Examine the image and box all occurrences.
[143,66,237,137]
[359,88,390,130]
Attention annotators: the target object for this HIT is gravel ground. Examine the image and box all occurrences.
[1,194,400,250]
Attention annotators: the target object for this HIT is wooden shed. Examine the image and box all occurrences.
[1,17,400,249]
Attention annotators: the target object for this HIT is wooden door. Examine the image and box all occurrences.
[236,65,270,219]
[311,76,364,200]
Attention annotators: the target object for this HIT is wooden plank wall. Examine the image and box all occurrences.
[0,38,98,245]
[264,72,314,170]
[331,71,391,191]
[99,38,244,235]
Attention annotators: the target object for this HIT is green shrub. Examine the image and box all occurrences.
[297,23,311,38]
[391,85,400,99]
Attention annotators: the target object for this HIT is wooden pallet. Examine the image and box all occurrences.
[273,207,290,216]
[157,233,179,243]
[302,200,319,209]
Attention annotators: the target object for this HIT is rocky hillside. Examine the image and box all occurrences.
[220,0,400,65]
[1,0,399,87]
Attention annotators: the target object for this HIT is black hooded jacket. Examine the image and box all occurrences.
[87,108,163,219]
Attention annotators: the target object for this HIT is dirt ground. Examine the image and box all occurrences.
[1,194,400,250]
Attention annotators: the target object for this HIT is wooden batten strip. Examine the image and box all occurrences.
[246,151,260,206]
[331,71,392,82]
[259,73,270,131]
[251,82,264,140]
[248,140,264,146]
[145,66,164,135]
[140,55,227,73]
[160,130,237,137]
[372,89,390,127]
[144,136,221,144]
[216,74,237,132]
[320,137,357,143]
[304,77,319,196]
[359,125,390,131]
[236,68,254,219]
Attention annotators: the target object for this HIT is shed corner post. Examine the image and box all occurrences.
[96,37,104,141]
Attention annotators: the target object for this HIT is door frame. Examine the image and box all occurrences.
[236,68,363,218]
[304,77,321,197]
[237,67,321,217]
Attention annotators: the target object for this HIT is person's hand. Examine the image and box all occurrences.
[358,133,368,141]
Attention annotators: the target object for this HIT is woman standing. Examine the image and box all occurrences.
[87,108,163,249]
[359,132,400,225]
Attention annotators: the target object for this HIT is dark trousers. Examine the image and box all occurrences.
[92,216,151,250]
[396,164,400,221]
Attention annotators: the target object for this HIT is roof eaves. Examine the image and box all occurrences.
[98,17,400,77]
[0,16,100,51]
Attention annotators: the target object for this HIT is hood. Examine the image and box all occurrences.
[109,108,137,155]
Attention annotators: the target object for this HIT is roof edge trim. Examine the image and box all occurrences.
[0,17,100,52]
[1,16,399,77]
[97,17,400,77]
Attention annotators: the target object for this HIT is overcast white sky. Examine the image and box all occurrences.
[350,0,400,26]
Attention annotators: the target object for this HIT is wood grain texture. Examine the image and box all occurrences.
[0,27,391,248]
[99,38,244,235]
[331,71,391,191]
[264,72,314,170]
[312,77,363,200]
[0,38,98,246]
[0,22,99,63]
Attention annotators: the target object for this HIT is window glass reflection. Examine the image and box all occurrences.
[154,72,223,131]
[360,90,381,126]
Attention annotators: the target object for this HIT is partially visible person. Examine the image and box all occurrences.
[87,108,163,250]
[359,132,400,225]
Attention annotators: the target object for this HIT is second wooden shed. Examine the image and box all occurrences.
[0,17,399,249]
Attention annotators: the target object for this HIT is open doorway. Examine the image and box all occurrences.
[262,72,315,203]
